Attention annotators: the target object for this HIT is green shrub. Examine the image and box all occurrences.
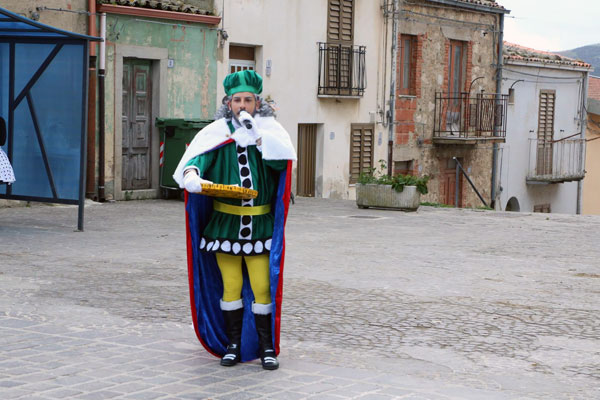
[357,160,429,195]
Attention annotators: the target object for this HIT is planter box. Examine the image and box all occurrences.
[356,184,420,211]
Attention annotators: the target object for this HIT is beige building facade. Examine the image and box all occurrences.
[215,0,392,199]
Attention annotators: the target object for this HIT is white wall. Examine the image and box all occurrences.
[215,0,390,199]
[500,62,587,214]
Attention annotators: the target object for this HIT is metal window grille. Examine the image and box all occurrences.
[318,43,366,96]
[433,92,508,138]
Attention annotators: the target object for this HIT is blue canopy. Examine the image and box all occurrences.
[0,6,100,230]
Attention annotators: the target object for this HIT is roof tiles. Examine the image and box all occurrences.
[97,0,213,15]
[503,42,591,69]
[455,0,505,10]
[589,76,600,102]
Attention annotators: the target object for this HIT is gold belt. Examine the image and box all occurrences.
[213,200,271,216]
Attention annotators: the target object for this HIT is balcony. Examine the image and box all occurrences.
[433,92,508,144]
[527,138,586,184]
[317,42,366,98]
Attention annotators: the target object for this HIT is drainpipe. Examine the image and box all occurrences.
[98,13,106,202]
[86,0,97,198]
[577,71,589,214]
[387,0,400,176]
[491,12,504,209]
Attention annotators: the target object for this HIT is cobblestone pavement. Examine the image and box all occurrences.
[1,198,599,399]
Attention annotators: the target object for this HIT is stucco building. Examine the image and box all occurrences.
[392,0,508,208]
[1,0,221,201]
[583,75,600,215]
[214,0,392,199]
[499,43,591,214]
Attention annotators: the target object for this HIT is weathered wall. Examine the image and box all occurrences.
[1,0,88,34]
[103,14,218,199]
[583,113,600,215]
[500,63,586,214]
[394,0,500,207]
[215,0,390,199]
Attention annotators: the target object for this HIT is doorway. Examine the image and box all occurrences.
[440,157,463,207]
[297,124,317,197]
[122,59,152,190]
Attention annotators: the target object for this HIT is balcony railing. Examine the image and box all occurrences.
[433,92,508,143]
[317,42,366,97]
[527,138,586,183]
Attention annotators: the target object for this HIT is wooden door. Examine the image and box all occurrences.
[440,158,463,207]
[537,90,555,175]
[122,59,152,190]
[297,124,317,197]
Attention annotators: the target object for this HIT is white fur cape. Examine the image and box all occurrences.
[172,116,297,188]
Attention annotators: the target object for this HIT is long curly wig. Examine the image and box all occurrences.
[214,95,276,120]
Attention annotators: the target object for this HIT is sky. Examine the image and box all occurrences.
[500,0,599,51]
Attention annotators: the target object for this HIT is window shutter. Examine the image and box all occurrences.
[536,90,556,175]
[327,0,354,44]
[349,124,374,184]
[538,91,555,143]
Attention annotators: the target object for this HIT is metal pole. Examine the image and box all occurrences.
[577,71,589,214]
[78,41,90,232]
[387,0,400,176]
[454,157,488,208]
[7,42,15,197]
[491,12,504,209]
[455,159,459,207]
[98,13,106,201]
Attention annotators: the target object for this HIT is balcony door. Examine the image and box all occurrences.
[446,41,466,133]
[537,90,555,175]
[324,0,354,94]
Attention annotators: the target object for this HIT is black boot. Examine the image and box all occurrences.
[253,303,279,370]
[220,300,244,367]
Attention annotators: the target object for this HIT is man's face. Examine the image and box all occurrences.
[228,92,258,119]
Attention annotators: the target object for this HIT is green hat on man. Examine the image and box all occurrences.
[223,70,263,96]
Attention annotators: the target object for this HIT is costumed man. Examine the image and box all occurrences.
[173,70,296,370]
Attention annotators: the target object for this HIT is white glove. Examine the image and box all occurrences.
[238,111,260,141]
[183,171,212,193]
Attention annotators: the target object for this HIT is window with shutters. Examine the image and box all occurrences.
[327,0,354,45]
[536,90,555,175]
[349,124,374,184]
[318,0,365,97]
[399,35,417,96]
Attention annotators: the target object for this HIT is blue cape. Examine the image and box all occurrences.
[184,155,292,362]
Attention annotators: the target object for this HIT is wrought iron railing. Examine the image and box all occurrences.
[433,92,508,139]
[318,42,366,97]
[527,138,585,183]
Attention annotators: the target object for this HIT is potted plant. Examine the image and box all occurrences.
[356,160,429,211]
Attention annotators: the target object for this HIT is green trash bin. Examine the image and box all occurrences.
[155,118,212,198]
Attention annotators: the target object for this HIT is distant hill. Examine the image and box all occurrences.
[557,44,600,75]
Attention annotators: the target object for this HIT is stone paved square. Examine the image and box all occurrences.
[1,198,599,399]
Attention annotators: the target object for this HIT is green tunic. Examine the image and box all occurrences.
[185,124,287,256]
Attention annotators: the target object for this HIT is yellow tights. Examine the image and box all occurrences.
[216,253,271,304]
